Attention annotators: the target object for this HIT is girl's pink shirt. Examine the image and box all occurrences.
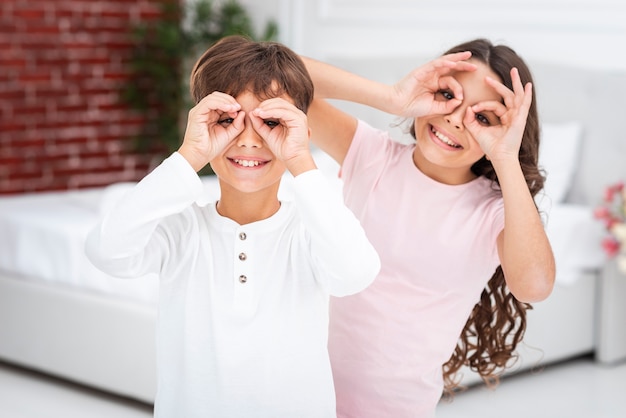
[329,120,505,418]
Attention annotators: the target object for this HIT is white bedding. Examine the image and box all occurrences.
[0,188,160,304]
[542,203,606,285]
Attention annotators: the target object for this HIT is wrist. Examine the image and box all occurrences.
[490,156,523,178]
[177,145,208,173]
[285,153,317,177]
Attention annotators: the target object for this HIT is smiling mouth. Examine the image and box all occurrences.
[431,126,462,149]
[231,158,268,167]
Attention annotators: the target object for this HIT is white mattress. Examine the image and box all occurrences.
[542,203,607,285]
[0,187,160,304]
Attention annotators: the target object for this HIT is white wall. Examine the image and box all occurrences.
[239,0,626,72]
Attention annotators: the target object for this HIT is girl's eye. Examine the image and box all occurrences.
[437,90,455,100]
[264,119,280,128]
[476,113,500,126]
[475,113,495,126]
[218,117,234,126]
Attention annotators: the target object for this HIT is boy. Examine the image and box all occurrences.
[85,36,380,417]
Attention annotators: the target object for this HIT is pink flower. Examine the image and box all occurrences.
[605,216,622,230]
[594,206,611,220]
[602,236,621,257]
[596,181,626,259]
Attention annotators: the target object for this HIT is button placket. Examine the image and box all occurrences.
[233,228,254,313]
[236,229,248,284]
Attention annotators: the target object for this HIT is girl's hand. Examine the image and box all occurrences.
[464,67,533,166]
[251,98,315,176]
[178,92,244,172]
[390,51,477,117]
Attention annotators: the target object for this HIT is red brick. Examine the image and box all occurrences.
[1,0,176,194]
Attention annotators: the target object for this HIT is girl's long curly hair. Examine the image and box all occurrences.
[412,39,545,396]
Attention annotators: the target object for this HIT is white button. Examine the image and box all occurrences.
[239,275,247,283]
[239,232,247,240]
[239,253,247,261]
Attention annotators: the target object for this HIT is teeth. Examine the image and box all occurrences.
[234,159,260,167]
[432,128,460,148]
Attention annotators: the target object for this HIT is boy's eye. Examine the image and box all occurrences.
[437,90,455,100]
[264,119,280,128]
[218,117,234,126]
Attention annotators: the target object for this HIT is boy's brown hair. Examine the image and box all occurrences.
[190,35,313,113]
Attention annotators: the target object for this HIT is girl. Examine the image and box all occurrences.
[301,39,556,417]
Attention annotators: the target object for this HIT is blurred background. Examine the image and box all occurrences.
[1,1,626,417]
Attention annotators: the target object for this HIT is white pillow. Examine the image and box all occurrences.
[538,122,583,205]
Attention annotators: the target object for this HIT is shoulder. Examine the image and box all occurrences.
[343,120,410,176]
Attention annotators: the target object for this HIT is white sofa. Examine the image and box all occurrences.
[0,58,625,403]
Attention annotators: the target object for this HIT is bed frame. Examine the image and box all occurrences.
[0,273,156,403]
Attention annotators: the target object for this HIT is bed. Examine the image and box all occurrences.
[0,58,624,403]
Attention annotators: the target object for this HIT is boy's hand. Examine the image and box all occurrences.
[178,92,244,172]
[390,51,477,118]
[464,67,532,167]
[250,98,316,176]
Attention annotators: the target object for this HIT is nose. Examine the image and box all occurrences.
[236,119,263,148]
[445,106,465,130]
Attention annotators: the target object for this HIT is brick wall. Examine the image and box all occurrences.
[0,0,176,195]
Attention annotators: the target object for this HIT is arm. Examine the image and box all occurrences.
[85,153,204,278]
[301,54,476,164]
[467,69,555,302]
[495,163,555,302]
[87,93,237,276]
[292,169,381,296]
[252,97,381,292]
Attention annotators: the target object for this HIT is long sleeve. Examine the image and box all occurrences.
[291,169,380,296]
[85,152,204,278]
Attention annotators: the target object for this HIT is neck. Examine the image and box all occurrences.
[216,182,281,225]
[412,147,477,185]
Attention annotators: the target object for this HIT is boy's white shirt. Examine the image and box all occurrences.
[85,152,380,418]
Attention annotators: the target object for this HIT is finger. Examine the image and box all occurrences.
[484,76,515,108]
[254,99,306,128]
[471,100,508,119]
[435,51,476,67]
[200,91,240,110]
[509,67,525,96]
[438,75,464,101]
[192,93,241,122]
[429,58,477,77]
[462,107,484,136]
[429,98,462,116]
[436,51,477,70]
[227,110,246,136]
[248,110,269,135]
[439,51,472,63]
[520,81,533,113]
